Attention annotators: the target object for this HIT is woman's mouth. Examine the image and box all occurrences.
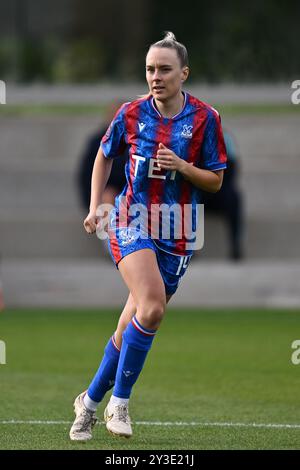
[153,86,165,92]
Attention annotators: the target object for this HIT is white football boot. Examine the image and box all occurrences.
[69,391,97,441]
[104,399,132,438]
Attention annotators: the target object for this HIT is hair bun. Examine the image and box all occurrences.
[149,31,188,67]
[164,31,176,42]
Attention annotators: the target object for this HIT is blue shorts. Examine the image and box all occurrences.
[107,228,192,296]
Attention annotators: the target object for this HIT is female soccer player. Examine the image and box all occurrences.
[70,31,227,441]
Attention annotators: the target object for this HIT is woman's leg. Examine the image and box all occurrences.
[118,248,167,329]
[114,291,172,349]
[105,248,167,436]
[84,292,136,407]
[110,248,166,398]
[70,248,171,440]
[84,277,171,410]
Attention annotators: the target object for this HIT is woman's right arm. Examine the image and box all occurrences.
[83,146,113,234]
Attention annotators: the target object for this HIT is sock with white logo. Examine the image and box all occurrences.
[86,334,120,406]
[112,316,156,399]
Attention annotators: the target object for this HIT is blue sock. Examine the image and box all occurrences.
[113,316,157,399]
[87,334,120,403]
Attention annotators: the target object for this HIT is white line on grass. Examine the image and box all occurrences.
[1,420,300,429]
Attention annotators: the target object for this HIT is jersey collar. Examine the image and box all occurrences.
[150,92,187,120]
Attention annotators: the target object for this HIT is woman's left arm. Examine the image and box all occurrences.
[156,143,224,193]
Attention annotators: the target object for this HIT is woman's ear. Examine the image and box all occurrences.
[181,66,189,83]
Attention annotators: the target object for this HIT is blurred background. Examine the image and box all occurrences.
[0,0,300,309]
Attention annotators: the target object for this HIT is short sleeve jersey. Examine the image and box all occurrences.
[101,92,227,255]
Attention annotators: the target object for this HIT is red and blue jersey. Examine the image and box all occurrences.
[101,92,227,256]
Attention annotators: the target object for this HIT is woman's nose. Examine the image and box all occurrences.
[153,70,161,81]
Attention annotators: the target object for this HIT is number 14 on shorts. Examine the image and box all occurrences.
[176,255,191,276]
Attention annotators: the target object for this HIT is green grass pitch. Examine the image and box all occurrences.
[1,308,300,450]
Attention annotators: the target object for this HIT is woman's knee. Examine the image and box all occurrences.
[136,299,166,330]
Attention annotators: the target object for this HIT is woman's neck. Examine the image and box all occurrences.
[154,91,185,119]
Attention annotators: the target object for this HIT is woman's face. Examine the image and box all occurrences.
[146,47,189,103]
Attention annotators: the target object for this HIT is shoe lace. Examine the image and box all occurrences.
[78,407,97,431]
[115,404,130,424]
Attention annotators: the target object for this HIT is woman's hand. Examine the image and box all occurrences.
[157,142,223,192]
[83,211,100,234]
[156,143,185,172]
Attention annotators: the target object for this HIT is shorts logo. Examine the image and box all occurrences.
[181,125,193,139]
[119,227,139,247]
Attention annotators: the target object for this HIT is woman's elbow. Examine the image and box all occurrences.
[212,180,223,193]
[210,172,223,193]
[206,179,223,193]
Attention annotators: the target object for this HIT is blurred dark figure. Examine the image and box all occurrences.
[202,129,244,260]
[77,101,128,212]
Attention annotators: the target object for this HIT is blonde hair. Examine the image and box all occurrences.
[148,31,189,67]
[164,31,176,41]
